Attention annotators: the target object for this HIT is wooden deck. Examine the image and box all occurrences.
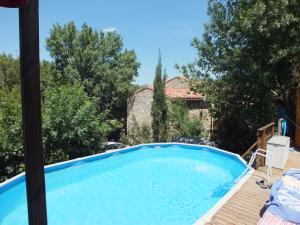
[205,151,300,225]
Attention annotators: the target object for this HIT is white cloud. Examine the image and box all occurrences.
[102,27,118,33]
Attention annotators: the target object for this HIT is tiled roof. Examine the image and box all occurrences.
[165,88,202,99]
[135,85,203,100]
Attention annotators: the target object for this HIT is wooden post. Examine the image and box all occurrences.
[271,123,275,136]
[259,130,266,149]
[243,122,275,167]
[295,88,300,148]
[19,0,48,224]
[259,130,266,166]
[256,123,275,166]
[257,130,262,166]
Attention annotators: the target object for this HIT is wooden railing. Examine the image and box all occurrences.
[242,141,258,158]
[257,122,275,150]
[257,122,275,166]
[242,122,275,166]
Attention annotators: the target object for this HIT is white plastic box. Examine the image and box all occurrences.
[266,135,290,169]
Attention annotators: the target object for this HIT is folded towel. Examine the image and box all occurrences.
[257,211,296,225]
[282,176,300,192]
[284,169,300,180]
[265,175,300,224]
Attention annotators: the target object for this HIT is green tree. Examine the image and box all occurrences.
[151,53,169,142]
[0,53,20,90]
[0,53,110,180]
[0,22,139,180]
[40,60,56,91]
[42,83,109,163]
[0,54,57,181]
[0,54,55,92]
[46,22,140,120]
[0,87,23,182]
[180,0,300,153]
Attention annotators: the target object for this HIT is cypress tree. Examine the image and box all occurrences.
[151,53,168,142]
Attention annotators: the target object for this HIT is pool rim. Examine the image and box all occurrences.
[0,143,253,224]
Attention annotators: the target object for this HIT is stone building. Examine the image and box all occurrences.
[127,76,212,140]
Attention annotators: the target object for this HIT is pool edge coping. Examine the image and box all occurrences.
[193,166,254,225]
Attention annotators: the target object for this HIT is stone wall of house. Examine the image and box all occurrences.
[165,77,189,88]
[127,88,153,140]
[127,77,213,143]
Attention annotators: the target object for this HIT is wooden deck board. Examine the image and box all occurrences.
[205,151,300,225]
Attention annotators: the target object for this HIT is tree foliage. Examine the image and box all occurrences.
[0,22,139,181]
[0,81,110,181]
[151,54,169,142]
[0,54,19,90]
[127,121,152,145]
[169,100,204,138]
[180,0,300,153]
[0,87,23,182]
[46,22,140,119]
[42,84,109,163]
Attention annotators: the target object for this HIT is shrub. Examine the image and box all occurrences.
[42,83,109,163]
[169,100,204,139]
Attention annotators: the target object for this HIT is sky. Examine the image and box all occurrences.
[0,0,209,85]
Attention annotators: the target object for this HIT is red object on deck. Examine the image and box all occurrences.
[0,0,27,8]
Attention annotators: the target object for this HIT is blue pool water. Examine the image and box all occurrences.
[0,144,247,225]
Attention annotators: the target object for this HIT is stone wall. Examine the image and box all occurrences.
[127,88,153,139]
[127,77,213,142]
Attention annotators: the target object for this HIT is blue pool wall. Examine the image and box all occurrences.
[0,143,250,195]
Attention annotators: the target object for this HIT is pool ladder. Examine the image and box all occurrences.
[234,149,273,185]
[248,149,273,184]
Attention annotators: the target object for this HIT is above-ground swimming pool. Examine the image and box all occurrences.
[0,143,250,225]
